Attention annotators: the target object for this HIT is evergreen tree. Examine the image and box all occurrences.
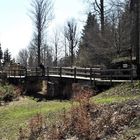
[77,13,101,66]
[0,44,3,67]
[119,2,131,57]
[3,49,11,65]
[0,45,3,60]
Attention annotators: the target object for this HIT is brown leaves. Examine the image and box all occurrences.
[18,92,140,140]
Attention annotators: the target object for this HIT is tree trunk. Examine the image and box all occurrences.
[55,43,58,66]
[38,29,41,66]
[100,0,104,36]
[136,0,140,78]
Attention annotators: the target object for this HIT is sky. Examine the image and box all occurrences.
[0,0,87,59]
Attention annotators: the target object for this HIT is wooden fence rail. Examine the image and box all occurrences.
[1,67,136,83]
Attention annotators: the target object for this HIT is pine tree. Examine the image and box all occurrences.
[0,44,3,67]
[77,13,101,66]
[0,45,3,60]
[3,49,11,66]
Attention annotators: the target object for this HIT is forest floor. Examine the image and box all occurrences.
[0,81,140,139]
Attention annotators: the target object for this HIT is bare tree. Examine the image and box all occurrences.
[64,37,68,57]
[30,0,53,66]
[52,30,60,66]
[0,44,3,67]
[88,0,121,36]
[98,0,104,35]
[41,44,53,66]
[64,19,79,66]
[88,0,105,35]
[28,44,38,67]
[17,49,29,67]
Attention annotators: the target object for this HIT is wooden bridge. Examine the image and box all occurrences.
[0,67,136,85]
[0,67,136,98]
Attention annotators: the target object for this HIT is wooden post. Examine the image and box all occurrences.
[110,71,112,86]
[47,67,50,79]
[46,67,49,80]
[85,68,87,77]
[130,68,133,84]
[74,67,76,82]
[71,68,73,76]
[20,69,21,79]
[93,70,95,85]
[14,70,16,78]
[90,68,93,85]
[46,67,49,76]
[25,68,27,77]
[44,66,46,76]
[9,67,10,77]
[60,67,62,78]
[36,67,38,76]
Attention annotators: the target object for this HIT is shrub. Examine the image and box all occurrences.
[18,89,95,139]
[19,113,47,140]
[0,84,23,103]
[18,89,139,140]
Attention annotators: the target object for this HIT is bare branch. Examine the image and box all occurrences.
[95,0,101,11]
[30,0,53,66]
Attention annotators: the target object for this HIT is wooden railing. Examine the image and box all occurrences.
[2,68,26,78]
[46,67,135,80]
[1,67,136,82]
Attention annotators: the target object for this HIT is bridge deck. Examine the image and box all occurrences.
[1,67,135,84]
[7,74,132,84]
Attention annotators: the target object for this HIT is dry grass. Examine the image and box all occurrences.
[0,97,71,139]
[18,86,140,140]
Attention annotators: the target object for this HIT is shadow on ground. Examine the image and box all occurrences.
[24,91,69,102]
